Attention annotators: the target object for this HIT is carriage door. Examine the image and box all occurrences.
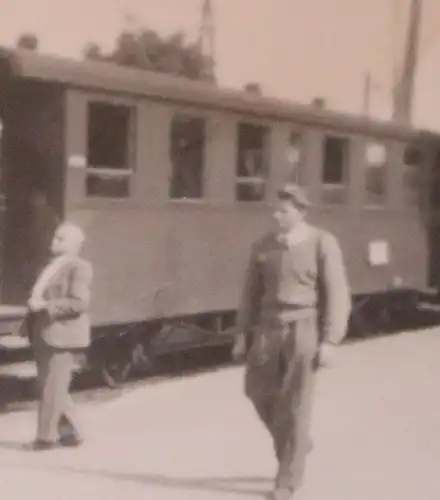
[0,117,7,300]
[428,150,440,291]
[0,81,64,305]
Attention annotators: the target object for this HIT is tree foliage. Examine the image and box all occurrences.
[83,27,215,83]
[244,83,262,94]
[16,33,39,51]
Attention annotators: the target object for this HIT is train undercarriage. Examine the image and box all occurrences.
[0,287,428,390]
[87,310,237,388]
[85,287,426,388]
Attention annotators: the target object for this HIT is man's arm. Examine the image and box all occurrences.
[234,240,265,356]
[318,232,351,346]
[46,261,93,320]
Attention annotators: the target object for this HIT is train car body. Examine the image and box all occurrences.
[0,48,437,382]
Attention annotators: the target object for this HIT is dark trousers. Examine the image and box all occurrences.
[33,340,82,442]
[244,315,318,491]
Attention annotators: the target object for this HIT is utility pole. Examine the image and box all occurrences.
[198,0,216,82]
[363,72,371,116]
[392,0,423,125]
[124,13,139,33]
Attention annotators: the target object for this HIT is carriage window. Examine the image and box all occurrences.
[86,102,135,198]
[365,142,387,206]
[322,136,348,184]
[236,123,269,201]
[0,119,4,195]
[403,146,423,207]
[321,135,348,204]
[287,131,304,184]
[431,151,440,210]
[169,114,205,200]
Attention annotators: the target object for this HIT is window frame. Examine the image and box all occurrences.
[402,144,424,209]
[235,120,271,203]
[320,132,350,206]
[0,117,5,198]
[85,98,137,200]
[430,149,440,212]
[168,111,207,202]
[364,140,388,209]
[286,129,305,185]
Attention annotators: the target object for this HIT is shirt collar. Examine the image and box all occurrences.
[276,221,311,246]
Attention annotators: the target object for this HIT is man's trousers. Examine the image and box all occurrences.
[244,315,318,491]
[33,340,82,443]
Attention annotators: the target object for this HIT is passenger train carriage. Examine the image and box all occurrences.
[0,47,437,385]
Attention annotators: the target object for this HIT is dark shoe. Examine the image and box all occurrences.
[59,435,83,448]
[24,439,59,451]
[269,488,295,500]
[275,438,313,462]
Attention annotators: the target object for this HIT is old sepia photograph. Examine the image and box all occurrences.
[0,0,438,499]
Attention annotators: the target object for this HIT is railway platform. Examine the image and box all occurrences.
[0,327,439,499]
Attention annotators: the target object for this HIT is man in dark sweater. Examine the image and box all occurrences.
[233,184,351,500]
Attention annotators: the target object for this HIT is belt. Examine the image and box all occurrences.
[260,305,317,323]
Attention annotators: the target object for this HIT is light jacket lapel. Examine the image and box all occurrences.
[43,258,74,299]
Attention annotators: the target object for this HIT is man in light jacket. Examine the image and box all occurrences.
[233,183,351,500]
[23,221,93,451]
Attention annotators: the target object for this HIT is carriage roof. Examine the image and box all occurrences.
[0,46,436,144]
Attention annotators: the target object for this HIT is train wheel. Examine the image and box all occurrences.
[349,298,372,337]
[101,358,133,389]
[100,341,156,389]
[374,306,392,333]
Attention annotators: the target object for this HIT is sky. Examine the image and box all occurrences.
[1,0,440,130]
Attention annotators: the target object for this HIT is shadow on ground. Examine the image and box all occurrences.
[0,457,273,498]
[1,299,440,414]
[0,344,234,413]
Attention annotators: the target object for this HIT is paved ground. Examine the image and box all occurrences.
[0,327,439,500]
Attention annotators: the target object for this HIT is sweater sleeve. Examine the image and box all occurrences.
[236,239,265,339]
[46,260,93,320]
[318,232,352,345]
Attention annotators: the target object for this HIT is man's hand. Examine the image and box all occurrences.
[232,332,247,362]
[318,342,338,368]
[27,297,47,312]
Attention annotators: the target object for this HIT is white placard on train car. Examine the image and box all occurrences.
[366,143,386,165]
[368,240,389,266]
[68,155,86,168]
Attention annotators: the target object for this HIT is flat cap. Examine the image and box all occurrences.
[277,183,311,209]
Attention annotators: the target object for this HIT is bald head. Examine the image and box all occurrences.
[50,222,85,256]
